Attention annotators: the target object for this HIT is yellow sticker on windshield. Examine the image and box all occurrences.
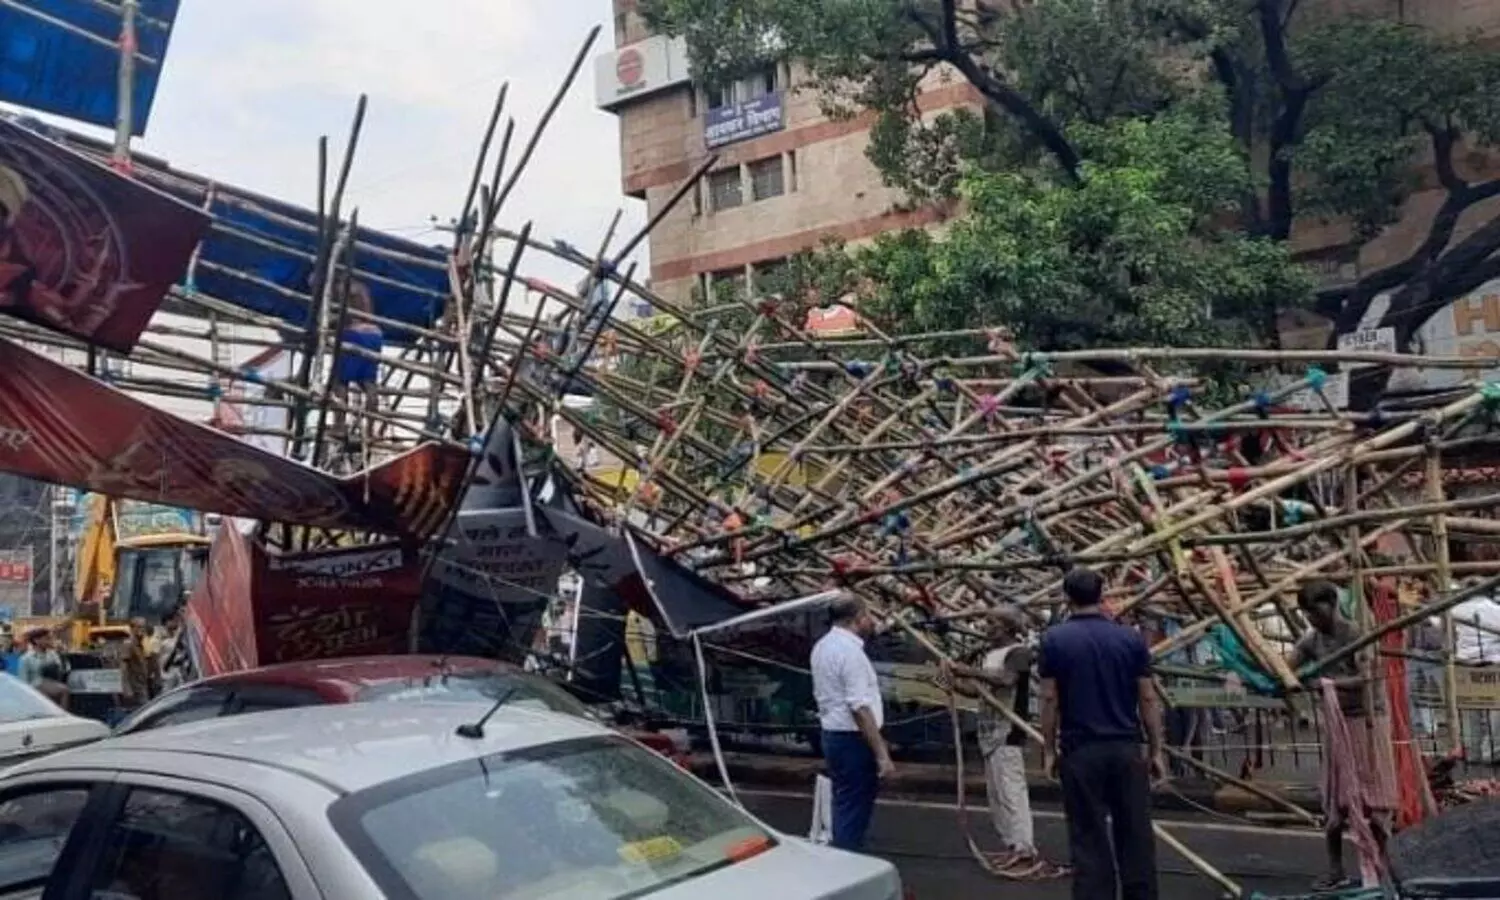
[619,836,684,865]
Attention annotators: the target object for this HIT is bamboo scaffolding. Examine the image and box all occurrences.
[20,37,1500,895]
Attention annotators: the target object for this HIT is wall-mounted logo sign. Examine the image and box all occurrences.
[705,93,786,149]
[617,49,645,89]
[594,35,691,110]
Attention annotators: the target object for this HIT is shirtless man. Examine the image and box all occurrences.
[1288,580,1397,890]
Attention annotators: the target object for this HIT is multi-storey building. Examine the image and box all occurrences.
[597,1,1500,361]
[596,2,981,318]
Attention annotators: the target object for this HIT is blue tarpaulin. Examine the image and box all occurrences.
[0,0,180,135]
[152,181,451,342]
[15,116,452,343]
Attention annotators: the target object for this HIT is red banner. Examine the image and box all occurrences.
[186,531,421,676]
[254,542,421,665]
[0,339,467,536]
[0,118,210,352]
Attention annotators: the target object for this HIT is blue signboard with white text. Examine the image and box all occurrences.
[0,1,181,135]
[705,93,786,149]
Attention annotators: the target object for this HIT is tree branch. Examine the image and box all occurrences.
[918,0,1086,180]
[1257,0,1327,242]
[1381,248,1500,345]
[1318,137,1500,331]
[908,0,1082,180]
[1424,119,1465,193]
[1207,45,1264,231]
[1257,0,1309,94]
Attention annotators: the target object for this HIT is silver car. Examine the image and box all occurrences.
[0,701,901,900]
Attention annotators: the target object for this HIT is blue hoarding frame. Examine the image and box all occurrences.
[12,114,452,344]
[0,0,181,136]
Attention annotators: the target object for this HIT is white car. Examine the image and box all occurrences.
[0,701,902,899]
[0,673,108,767]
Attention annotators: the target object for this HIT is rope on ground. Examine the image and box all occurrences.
[1246,889,1385,900]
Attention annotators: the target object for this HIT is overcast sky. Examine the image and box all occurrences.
[11,1,646,419]
[83,0,645,285]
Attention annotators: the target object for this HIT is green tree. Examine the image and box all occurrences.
[641,0,1500,353]
[846,105,1312,351]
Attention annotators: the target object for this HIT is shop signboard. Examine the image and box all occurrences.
[113,499,198,541]
[0,547,32,618]
[705,93,786,149]
[1360,280,1500,392]
[1410,664,1500,710]
[1336,326,1396,369]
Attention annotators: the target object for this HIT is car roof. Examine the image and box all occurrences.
[193,654,519,695]
[18,701,611,794]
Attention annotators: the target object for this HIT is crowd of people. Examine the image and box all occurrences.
[809,572,1399,899]
[2,609,190,718]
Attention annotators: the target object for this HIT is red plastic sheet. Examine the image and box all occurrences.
[185,525,257,678]
[1373,575,1438,828]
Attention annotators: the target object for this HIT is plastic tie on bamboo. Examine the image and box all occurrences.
[1482,382,1500,411]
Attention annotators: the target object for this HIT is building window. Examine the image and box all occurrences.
[706,83,734,112]
[708,168,743,211]
[703,65,781,111]
[753,258,790,295]
[707,267,748,301]
[749,156,785,201]
[743,66,778,100]
[787,151,798,192]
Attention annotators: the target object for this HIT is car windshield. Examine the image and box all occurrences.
[0,674,62,723]
[357,672,594,721]
[331,737,774,900]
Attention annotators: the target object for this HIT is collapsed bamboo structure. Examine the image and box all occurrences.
[12,22,1500,895]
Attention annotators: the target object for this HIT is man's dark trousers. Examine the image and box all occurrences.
[1060,741,1158,900]
[823,730,879,852]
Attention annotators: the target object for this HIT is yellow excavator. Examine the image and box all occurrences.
[53,496,210,720]
[72,495,209,647]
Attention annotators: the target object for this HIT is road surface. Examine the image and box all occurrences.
[741,789,1333,899]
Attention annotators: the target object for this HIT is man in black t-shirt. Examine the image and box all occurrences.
[1040,568,1163,900]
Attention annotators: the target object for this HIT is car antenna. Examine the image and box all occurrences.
[456,686,517,739]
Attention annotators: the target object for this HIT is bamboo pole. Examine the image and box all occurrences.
[1428,447,1464,754]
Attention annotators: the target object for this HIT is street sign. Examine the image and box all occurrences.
[0,547,32,619]
[1337,326,1397,369]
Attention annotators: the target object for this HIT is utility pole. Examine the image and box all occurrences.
[46,486,58,617]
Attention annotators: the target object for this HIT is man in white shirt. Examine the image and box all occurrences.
[811,595,892,852]
[1451,589,1500,761]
